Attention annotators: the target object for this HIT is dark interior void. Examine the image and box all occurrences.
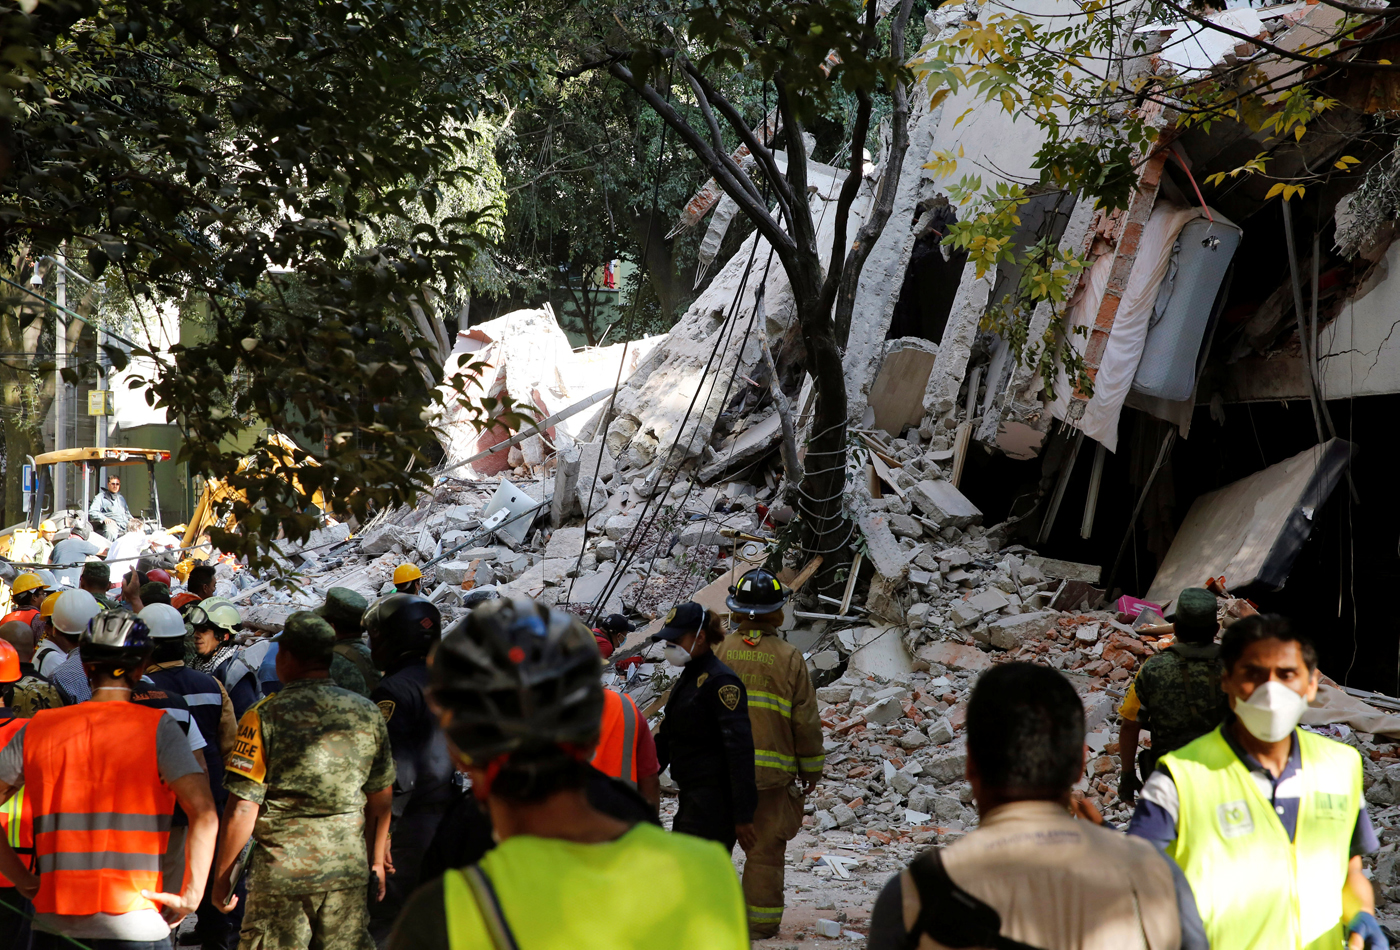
[958,395,1396,694]
[888,204,967,343]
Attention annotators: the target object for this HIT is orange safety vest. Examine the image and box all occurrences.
[0,610,37,628]
[590,689,641,785]
[24,702,176,915]
[0,715,31,888]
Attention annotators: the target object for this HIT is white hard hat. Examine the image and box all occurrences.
[51,589,102,636]
[34,569,58,592]
[138,603,186,640]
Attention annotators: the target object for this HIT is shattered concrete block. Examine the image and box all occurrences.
[1024,555,1101,585]
[436,560,475,587]
[1083,692,1116,732]
[811,650,841,671]
[543,526,586,559]
[932,795,964,821]
[873,686,910,703]
[907,787,936,814]
[924,717,956,745]
[859,696,904,725]
[360,524,412,556]
[967,589,1010,613]
[1075,623,1101,644]
[604,514,639,541]
[856,511,910,581]
[950,601,986,628]
[816,919,843,938]
[891,769,918,795]
[898,730,931,750]
[909,480,982,529]
[907,602,932,629]
[813,810,839,832]
[986,610,1059,650]
[595,538,617,562]
[925,752,968,785]
[887,514,924,539]
[817,685,853,704]
[832,803,858,828]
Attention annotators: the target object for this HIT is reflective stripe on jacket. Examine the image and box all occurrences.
[715,623,824,789]
[25,702,175,915]
[1162,725,1361,950]
[591,689,641,785]
[0,715,31,888]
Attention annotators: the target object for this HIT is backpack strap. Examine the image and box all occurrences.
[456,865,521,950]
[902,849,1048,950]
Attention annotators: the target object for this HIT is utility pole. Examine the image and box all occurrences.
[54,244,68,513]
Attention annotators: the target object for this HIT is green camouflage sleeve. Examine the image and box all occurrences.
[364,706,396,794]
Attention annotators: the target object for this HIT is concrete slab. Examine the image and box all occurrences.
[847,625,917,682]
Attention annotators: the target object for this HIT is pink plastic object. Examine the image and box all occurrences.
[1116,595,1163,625]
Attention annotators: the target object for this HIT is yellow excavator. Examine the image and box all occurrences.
[182,432,326,549]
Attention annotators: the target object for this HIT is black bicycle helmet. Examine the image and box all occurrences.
[428,595,603,764]
[80,609,154,666]
[363,593,442,668]
[726,567,788,615]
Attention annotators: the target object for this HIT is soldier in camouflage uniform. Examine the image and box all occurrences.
[318,586,380,692]
[212,611,395,950]
[0,621,60,716]
[1118,588,1231,802]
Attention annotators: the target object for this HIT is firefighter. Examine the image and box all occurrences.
[714,568,824,939]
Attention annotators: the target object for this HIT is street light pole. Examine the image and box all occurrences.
[54,245,68,513]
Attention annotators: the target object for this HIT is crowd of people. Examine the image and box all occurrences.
[0,512,1391,950]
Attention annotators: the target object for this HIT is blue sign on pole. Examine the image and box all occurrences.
[20,465,33,493]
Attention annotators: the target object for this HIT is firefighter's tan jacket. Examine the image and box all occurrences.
[715,621,824,790]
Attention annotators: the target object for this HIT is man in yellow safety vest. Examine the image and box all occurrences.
[385,594,748,950]
[1128,614,1386,950]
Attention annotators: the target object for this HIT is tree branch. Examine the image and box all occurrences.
[676,66,768,209]
[606,60,798,262]
[836,0,915,348]
[679,59,798,236]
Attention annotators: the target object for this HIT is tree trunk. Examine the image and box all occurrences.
[628,210,687,320]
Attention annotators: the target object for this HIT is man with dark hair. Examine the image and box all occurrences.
[175,563,218,612]
[868,663,1206,950]
[212,611,395,950]
[1118,588,1232,803]
[1128,615,1385,950]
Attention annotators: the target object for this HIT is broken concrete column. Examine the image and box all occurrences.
[550,443,581,525]
[922,266,997,448]
[842,88,945,424]
[857,510,911,582]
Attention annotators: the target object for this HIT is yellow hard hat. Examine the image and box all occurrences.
[11,574,47,597]
[393,563,423,585]
[39,591,60,619]
[39,520,56,533]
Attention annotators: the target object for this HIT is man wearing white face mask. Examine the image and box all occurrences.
[1128,614,1385,950]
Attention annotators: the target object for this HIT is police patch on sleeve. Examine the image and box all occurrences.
[377,700,396,722]
[718,684,741,711]
[227,707,267,784]
[696,673,708,688]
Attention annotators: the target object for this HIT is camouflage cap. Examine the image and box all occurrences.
[1171,587,1220,640]
[81,561,111,585]
[316,587,368,630]
[275,611,336,662]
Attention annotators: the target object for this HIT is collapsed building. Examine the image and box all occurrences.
[194,1,1400,938]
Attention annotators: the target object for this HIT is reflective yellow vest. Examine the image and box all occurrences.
[1161,725,1362,950]
[444,822,748,949]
